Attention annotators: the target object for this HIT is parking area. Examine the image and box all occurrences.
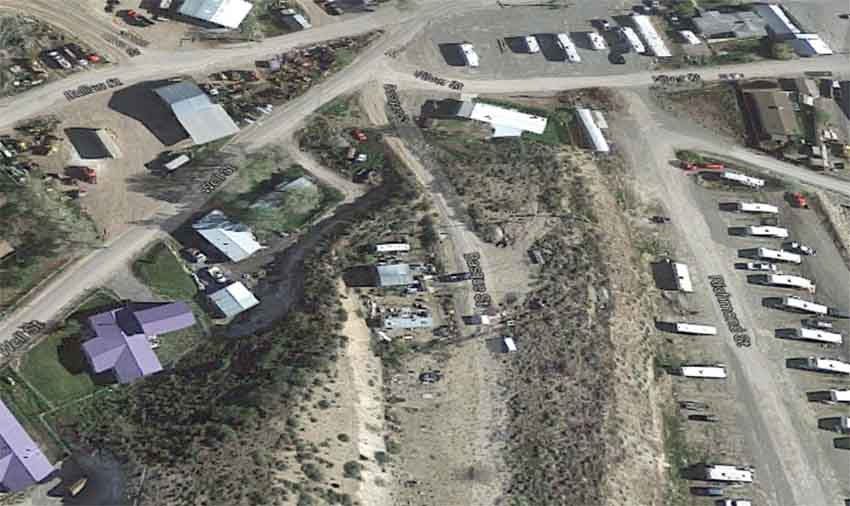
[401,3,656,79]
[661,173,850,503]
[783,0,850,54]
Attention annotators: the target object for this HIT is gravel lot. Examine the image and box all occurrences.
[401,1,656,80]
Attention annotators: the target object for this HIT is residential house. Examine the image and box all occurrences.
[0,400,54,492]
[693,10,767,39]
[177,0,254,29]
[82,302,196,383]
[193,209,263,262]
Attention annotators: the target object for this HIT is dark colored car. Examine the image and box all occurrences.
[691,487,724,497]
[609,53,626,65]
[688,414,720,423]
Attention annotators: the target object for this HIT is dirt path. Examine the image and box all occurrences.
[358,80,390,126]
[284,136,365,203]
[339,283,391,506]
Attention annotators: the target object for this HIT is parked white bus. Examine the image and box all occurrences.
[755,247,802,264]
[679,365,727,378]
[555,33,581,62]
[735,202,779,214]
[757,274,815,292]
[789,327,843,344]
[781,296,828,315]
[746,226,789,238]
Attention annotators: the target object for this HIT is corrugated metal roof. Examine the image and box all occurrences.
[194,210,262,262]
[0,400,54,492]
[178,0,254,29]
[376,264,413,287]
[155,81,239,145]
[469,103,548,137]
[209,282,259,318]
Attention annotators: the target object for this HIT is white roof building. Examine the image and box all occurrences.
[790,33,833,57]
[209,281,259,318]
[671,261,693,293]
[193,209,263,262]
[576,108,609,153]
[178,0,254,29]
[468,103,548,138]
[155,81,239,145]
[632,15,671,57]
[679,30,701,45]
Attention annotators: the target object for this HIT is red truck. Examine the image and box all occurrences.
[789,192,808,208]
[680,161,724,171]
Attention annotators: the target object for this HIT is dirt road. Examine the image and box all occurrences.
[615,89,846,506]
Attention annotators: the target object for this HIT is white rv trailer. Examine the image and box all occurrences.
[801,357,850,374]
[781,296,828,315]
[523,36,540,53]
[755,247,802,264]
[672,261,693,293]
[632,14,671,57]
[459,43,480,67]
[373,243,411,253]
[721,171,765,188]
[701,464,754,483]
[735,202,779,214]
[674,323,718,335]
[758,274,815,292]
[746,226,789,238]
[555,33,581,62]
[810,389,850,404]
[588,31,607,50]
[790,327,843,344]
[679,365,727,378]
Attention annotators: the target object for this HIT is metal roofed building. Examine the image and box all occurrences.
[155,81,239,145]
[632,15,671,57]
[193,209,263,262]
[0,400,54,492]
[376,264,414,287]
[383,314,434,329]
[82,302,196,384]
[575,108,610,153]
[744,89,800,141]
[789,33,833,57]
[177,0,254,29]
[467,102,548,138]
[693,10,767,39]
[208,281,259,318]
[753,3,801,39]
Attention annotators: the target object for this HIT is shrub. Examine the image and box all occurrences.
[343,461,362,480]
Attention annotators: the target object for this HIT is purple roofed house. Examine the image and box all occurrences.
[82,302,196,384]
[0,400,54,492]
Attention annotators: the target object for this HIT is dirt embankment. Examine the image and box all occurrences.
[814,190,850,265]
[505,151,663,506]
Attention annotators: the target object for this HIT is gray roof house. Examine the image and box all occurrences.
[693,10,767,39]
[376,264,414,287]
[155,81,239,145]
[208,281,259,318]
[193,209,263,262]
[82,302,196,384]
[0,400,54,492]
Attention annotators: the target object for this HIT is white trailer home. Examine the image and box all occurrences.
[698,464,754,483]
[555,33,581,62]
[735,202,779,214]
[781,296,828,315]
[721,171,765,188]
[788,327,843,344]
[755,247,802,264]
[674,323,718,335]
[809,389,850,404]
[801,357,850,374]
[373,242,411,253]
[746,226,789,238]
[679,364,727,378]
[523,36,540,53]
[460,43,480,67]
[672,261,693,293]
[757,274,815,292]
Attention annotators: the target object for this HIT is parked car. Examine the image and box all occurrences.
[206,266,227,283]
[744,262,778,272]
[609,53,626,65]
[690,487,724,497]
[183,248,207,263]
[783,241,817,256]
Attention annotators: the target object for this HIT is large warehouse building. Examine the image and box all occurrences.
[177,0,254,29]
[155,81,239,145]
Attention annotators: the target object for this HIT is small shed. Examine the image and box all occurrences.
[208,281,259,318]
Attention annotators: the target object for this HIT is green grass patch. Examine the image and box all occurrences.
[133,242,197,301]
[18,320,99,406]
[0,368,64,460]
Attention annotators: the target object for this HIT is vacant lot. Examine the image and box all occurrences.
[133,242,197,301]
[651,83,746,141]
